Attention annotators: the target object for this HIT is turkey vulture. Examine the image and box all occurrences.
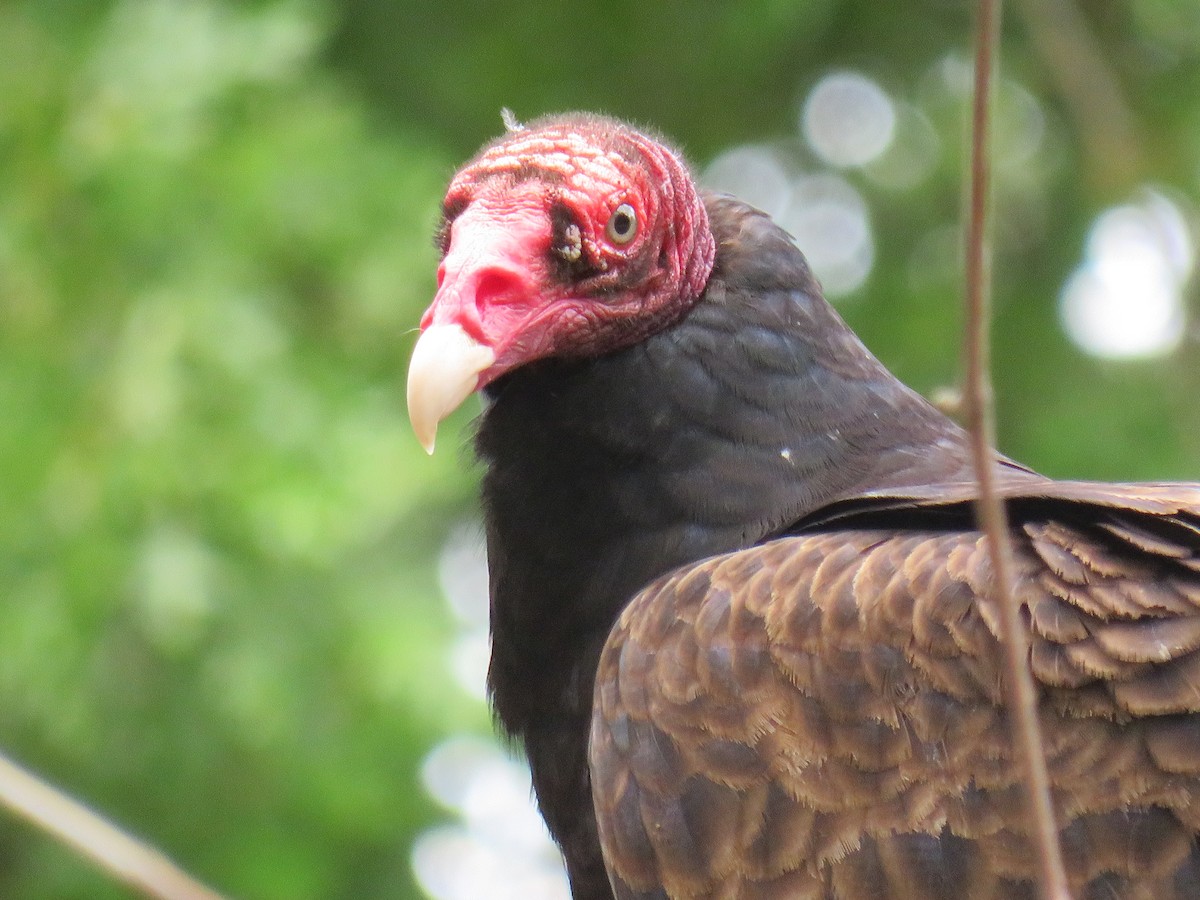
[406,114,1200,899]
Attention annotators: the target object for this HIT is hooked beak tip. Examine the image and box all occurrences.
[407,324,496,454]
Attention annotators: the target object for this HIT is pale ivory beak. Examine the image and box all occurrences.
[406,324,496,454]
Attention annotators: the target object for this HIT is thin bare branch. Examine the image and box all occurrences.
[0,750,226,900]
[962,3,1072,900]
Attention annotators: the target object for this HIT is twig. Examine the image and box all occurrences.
[0,749,226,900]
[962,3,1072,900]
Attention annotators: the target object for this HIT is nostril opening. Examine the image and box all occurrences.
[476,268,526,307]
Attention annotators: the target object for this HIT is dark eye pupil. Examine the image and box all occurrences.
[613,213,632,235]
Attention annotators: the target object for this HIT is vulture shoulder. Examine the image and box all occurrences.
[589,481,1200,899]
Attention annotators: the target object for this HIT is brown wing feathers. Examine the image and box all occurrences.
[590,491,1200,898]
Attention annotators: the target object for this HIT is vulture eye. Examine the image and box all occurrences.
[606,203,637,245]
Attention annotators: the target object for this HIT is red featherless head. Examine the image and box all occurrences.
[408,114,715,452]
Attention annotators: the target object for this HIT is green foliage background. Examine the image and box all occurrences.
[1,0,1198,897]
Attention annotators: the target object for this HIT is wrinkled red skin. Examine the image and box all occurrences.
[421,185,555,365]
[420,118,716,390]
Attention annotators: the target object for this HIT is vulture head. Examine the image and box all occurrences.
[407,114,716,452]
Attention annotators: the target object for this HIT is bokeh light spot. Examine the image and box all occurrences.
[801,71,896,168]
[1059,192,1192,359]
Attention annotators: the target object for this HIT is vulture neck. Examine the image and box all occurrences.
[472,195,981,896]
